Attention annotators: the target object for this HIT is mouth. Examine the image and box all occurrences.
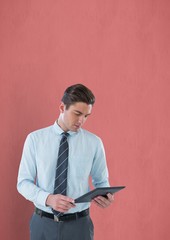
[74,124,81,129]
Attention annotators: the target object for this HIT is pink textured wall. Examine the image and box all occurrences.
[0,0,170,239]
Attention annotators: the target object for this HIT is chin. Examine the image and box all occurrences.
[71,126,80,132]
[72,129,78,132]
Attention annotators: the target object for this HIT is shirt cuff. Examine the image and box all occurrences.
[36,190,51,207]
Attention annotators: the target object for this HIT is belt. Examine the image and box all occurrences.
[35,207,89,222]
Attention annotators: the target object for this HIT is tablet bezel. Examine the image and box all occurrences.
[75,186,125,203]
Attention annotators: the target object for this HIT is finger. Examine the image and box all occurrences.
[58,194,75,204]
[53,195,75,212]
[107,193,114,202]
[57,198,76,208]
[55,202,74,212]
[96,196,110,203]
[93,199,105,208]
[94,196,110,207]
[60,201,76,209]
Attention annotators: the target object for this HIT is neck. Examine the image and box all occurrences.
[57,118,68,132]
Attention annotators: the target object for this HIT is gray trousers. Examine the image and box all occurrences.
[30,213,94,240]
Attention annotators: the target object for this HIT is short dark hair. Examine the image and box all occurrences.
[61,84,95,109]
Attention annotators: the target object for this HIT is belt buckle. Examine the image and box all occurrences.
[54,215,63,222]
[54,215,60,222]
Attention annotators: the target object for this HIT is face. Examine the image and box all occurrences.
[58,102,93,132]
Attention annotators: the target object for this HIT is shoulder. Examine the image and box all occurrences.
[26,125,53,141]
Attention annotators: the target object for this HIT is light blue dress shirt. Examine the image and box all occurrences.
[17,122,110,214]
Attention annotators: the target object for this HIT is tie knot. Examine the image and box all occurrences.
[62,132,69,139]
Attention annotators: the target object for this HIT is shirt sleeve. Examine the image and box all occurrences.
[17,134,50,207]
[90,137,110,188]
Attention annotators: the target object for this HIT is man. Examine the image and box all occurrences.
[17,83,113,240]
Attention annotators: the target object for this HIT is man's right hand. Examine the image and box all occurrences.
[46,194,76,213]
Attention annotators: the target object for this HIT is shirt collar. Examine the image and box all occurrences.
[53,121,78,136]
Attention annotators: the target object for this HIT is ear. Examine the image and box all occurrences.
[59,102,65,113]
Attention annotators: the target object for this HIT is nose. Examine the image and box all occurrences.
[78,116,85,124]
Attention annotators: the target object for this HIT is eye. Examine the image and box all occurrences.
[74,112,81,116]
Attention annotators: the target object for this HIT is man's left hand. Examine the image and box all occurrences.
[93,193,114,208]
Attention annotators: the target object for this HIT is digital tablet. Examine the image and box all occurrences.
[75,186,125,203]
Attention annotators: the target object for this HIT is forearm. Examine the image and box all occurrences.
[17,179,50,207]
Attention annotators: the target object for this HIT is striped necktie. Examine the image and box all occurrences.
[53,132,69,216]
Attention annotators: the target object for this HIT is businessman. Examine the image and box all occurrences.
[17,83,113,240]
